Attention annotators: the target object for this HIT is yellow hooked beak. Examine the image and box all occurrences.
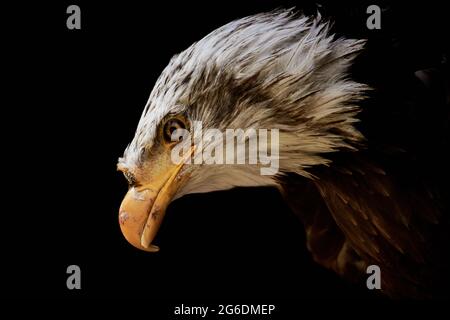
[118,148,193,252]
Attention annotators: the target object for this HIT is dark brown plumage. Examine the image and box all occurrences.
[281,151,449,298]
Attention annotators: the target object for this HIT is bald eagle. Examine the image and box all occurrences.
[117,10,449,298]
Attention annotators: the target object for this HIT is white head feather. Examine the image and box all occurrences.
[119,9,368,196]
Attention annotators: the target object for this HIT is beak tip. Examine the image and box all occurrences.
[144,244,160,253]
[140,236,160,252]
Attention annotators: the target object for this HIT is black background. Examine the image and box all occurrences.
[3,0,449,312]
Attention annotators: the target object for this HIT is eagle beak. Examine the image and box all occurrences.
[118,158,189,252]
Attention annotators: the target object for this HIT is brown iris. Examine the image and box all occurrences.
[163,118,187,143]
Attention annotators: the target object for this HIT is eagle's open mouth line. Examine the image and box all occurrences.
[139,160,187,250]
[119,146,195,252]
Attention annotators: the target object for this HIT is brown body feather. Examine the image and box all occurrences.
[280,153,449,298]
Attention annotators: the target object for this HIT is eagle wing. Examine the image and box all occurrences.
[280,153,448,298]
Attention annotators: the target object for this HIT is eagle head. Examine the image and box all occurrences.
[117,10,367,252]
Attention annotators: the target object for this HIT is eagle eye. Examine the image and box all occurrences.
[163,118,187,143]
